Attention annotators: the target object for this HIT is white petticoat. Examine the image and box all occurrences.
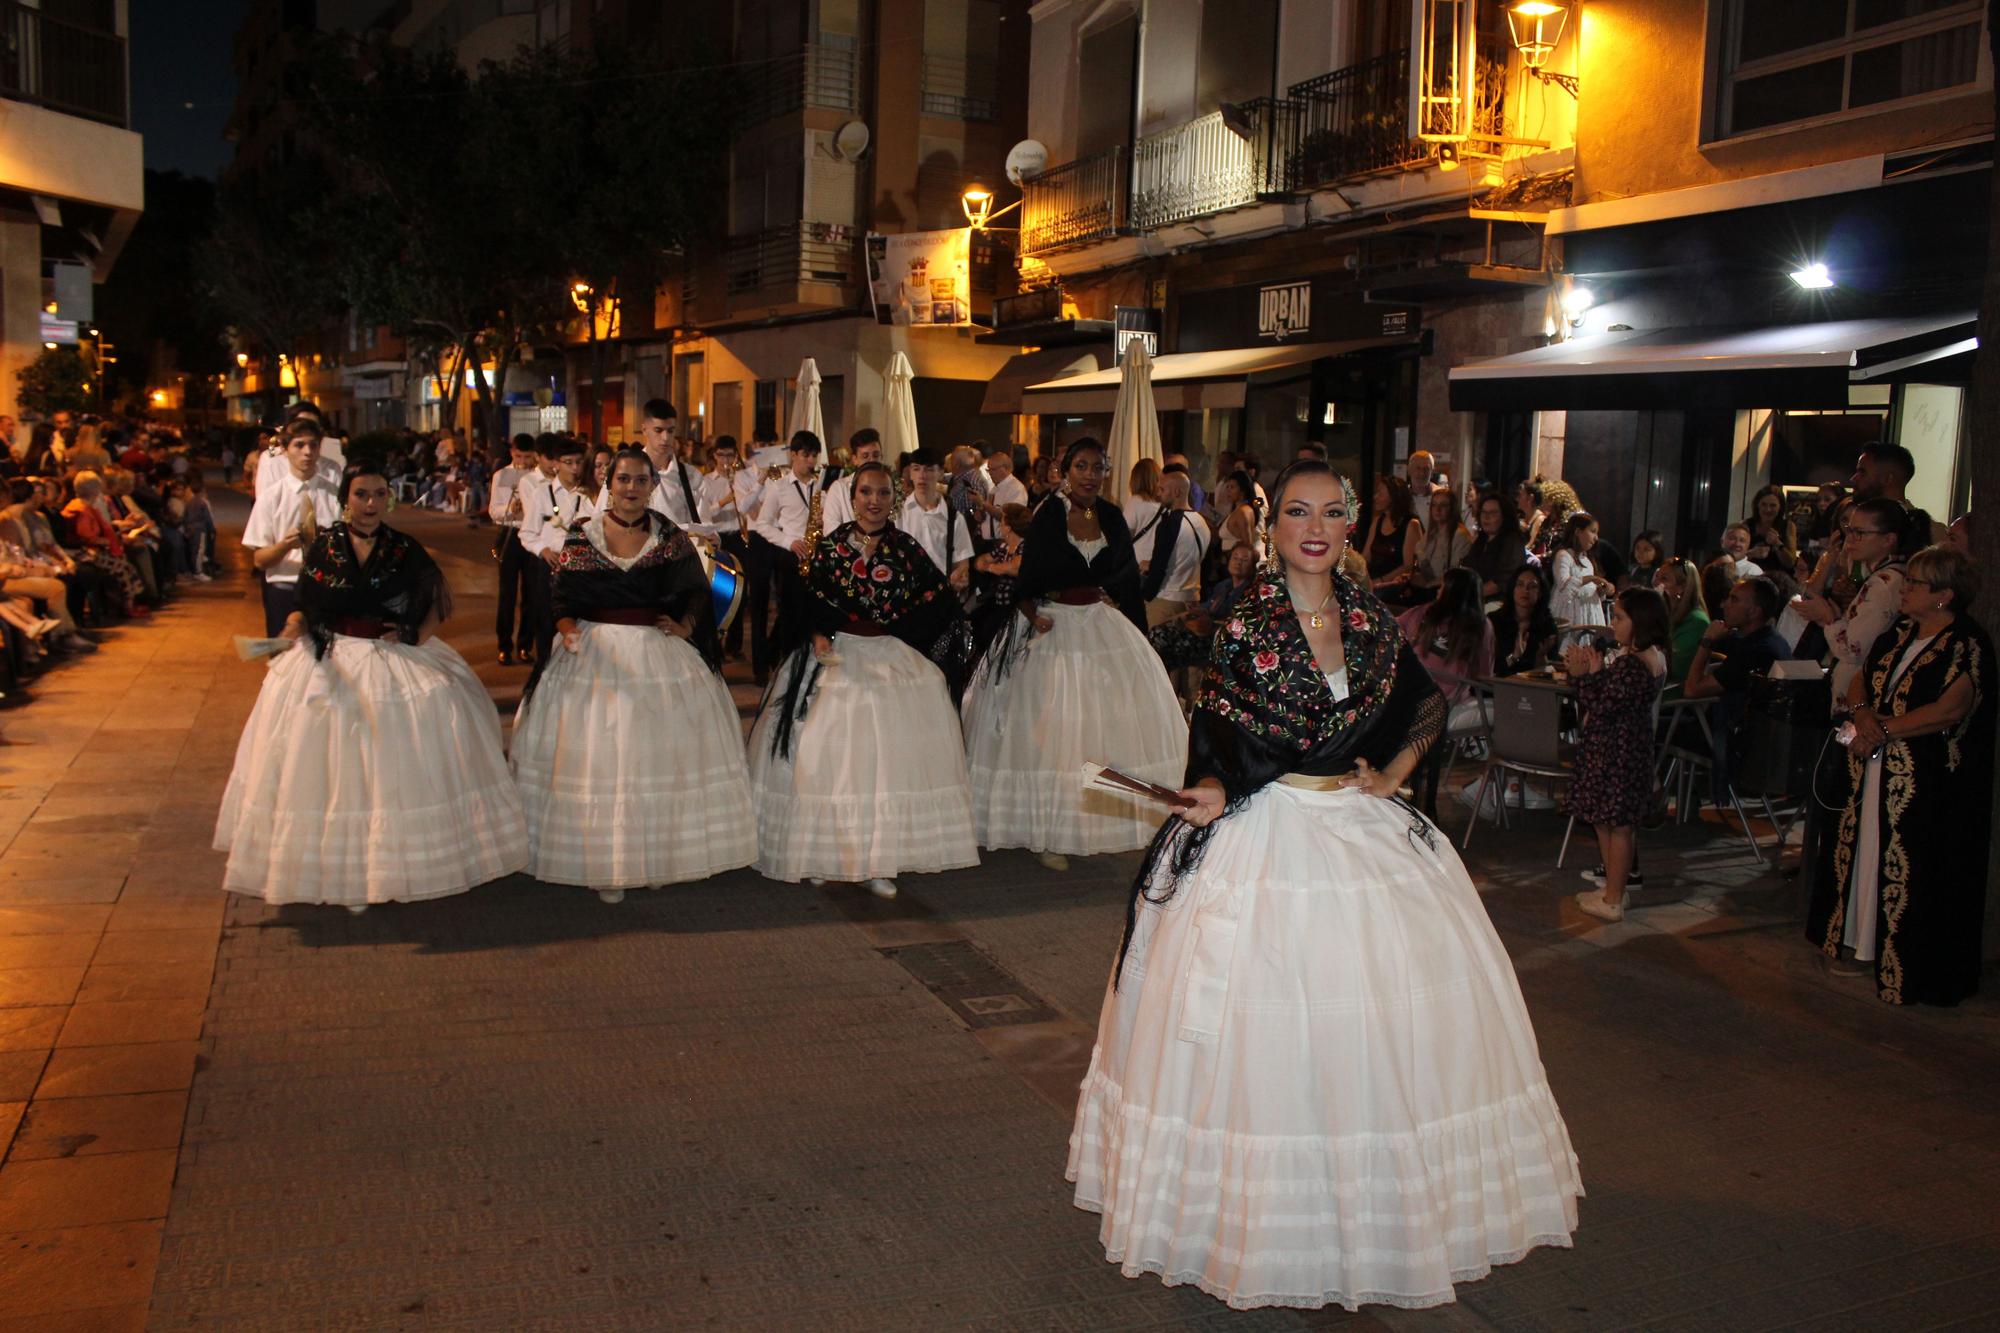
[1068,782,1582,1312]
[962,601,1188,855]
[509,622,756,889]
[747,632,979,882]
[213,635,528,905]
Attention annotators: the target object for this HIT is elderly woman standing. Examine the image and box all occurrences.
[1808,545,1993,1005]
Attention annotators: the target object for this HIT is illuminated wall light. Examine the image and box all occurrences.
[1562,285,1594,321]
[1790,262,1834,290]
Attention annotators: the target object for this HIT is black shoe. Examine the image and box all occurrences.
[498,649,517,666]
[1580,865,1645,890]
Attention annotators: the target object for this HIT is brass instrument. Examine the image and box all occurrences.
[798,481,824,576]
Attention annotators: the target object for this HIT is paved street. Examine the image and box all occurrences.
[0,494,1996,1331]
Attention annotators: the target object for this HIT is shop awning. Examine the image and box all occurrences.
[1448,312,1977,413]
[1023,337,1413,416]
[980,345,1115,415]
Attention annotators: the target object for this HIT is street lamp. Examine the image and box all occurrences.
[1507,1,1578,96]
[570,280,594,314]
[961,184,1021,230]
[1789,261,1835,290]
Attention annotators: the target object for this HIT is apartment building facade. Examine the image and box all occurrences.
[0,0,144,422]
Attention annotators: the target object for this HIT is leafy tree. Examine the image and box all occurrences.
[15,346,96,416]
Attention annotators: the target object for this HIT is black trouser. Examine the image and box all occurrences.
[773,558,810,667]
[719,532,751,656]
[493,526,533,654]
[746,534,782,678]
[261,580,300,637]
[523,556,556,662]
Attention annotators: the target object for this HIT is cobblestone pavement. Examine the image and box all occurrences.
[6,500,1998,1330]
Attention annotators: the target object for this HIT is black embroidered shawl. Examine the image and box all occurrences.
[549,511,720,671]
[296,523,448,659]
[1013,495,1146,632]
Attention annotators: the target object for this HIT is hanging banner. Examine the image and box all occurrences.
[866,228,972,327]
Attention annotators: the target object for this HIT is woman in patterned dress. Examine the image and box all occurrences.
[1565,587,1673,922]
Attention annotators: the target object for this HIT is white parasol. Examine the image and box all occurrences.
[1105,337,1163,505]
[787,357,826,451]
[880,350,918,470]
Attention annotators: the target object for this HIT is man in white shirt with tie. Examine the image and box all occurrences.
[698,435,760,660]
[819,428,882,531]
[517,435,594,661]
[602,399,723,541]
[895,447,972,593]
[242,418,343,635]
[748,430,823,683]
[488,434,537,665]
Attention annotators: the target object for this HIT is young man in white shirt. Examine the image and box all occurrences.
[256,404,344,494]
[242,418,342,636]
[517,435,594,661]
[748,430,823,682]
[698,435,760,660]
[981,444,1027,542]
[895,447,972,593]
[601,399,721,540]
[819,428,883,531]
[488,434,538,665]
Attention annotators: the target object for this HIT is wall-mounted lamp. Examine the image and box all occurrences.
[1508,1,1578,96]
[961,184,1021,230]
[1789,261,1835,290]
[1562,284,1595,321]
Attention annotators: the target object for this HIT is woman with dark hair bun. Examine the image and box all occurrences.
[963,436,1187,870]
[1070,458,1579,1311]
[509,447,755,902]
[215,463,527,911]
[749,461,978,900]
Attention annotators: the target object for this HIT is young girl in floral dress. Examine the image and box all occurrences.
[1565,587,1673,922]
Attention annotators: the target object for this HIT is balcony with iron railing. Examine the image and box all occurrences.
[1017,39,1514,257]
[723,221,864,310]
[920,52,998,120]
[745,40,859,124]
[0,0,127,126]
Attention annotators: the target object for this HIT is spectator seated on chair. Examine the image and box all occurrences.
[1682,574,1793,804]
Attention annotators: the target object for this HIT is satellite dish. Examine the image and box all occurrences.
[1005,139,1049,185]
[834,121,871,162]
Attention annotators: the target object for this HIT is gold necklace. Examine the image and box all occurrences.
[1287,580,1336,629]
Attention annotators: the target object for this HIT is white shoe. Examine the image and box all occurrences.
[1037,852,1070,872]
[1574,890,1624,923]
[866,878,898,900]
[596,888,625,904]
[807,877,827,887]
[345,904,368,915]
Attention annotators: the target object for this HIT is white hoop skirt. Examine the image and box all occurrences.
[214,635,528,906]
[509,622,756,889]
[747,632,978,882]
[962,601,1188,856]
[1068,782,1582,1312]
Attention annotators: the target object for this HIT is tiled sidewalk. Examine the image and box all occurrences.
[0,573,253,1330]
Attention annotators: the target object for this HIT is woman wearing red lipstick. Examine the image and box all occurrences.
[962,437,1187,870]
[1067,459,1581,1313]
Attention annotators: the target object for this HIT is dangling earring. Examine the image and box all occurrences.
[1264,527,1280,572]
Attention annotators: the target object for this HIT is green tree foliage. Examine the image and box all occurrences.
[16,346,97,416]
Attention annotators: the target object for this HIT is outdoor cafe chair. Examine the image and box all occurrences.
[1461,678,1577,866]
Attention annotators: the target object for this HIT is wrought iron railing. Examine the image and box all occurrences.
[724,221,863,297]
[1285,39,1510,191]
[746,40,859,122]
[0,0,126,126]
[1020,147,1127,256]
[920,52,997,120]
[1129,100,1294,231]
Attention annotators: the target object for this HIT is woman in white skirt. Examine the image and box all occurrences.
[749,461,978,900]
[962,438,1186,869]
[1069,460,1582,1312]
[214,464,527,911]
[510,447,756,901]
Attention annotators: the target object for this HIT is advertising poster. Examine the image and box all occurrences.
[867,228,972,327]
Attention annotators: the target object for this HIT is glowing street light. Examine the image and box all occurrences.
[1508,1,1577,95]
[1789,261,1834,290]
[960,184,1020,230]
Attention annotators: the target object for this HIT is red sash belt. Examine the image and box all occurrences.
[1052,586,1103,606]
[839,618,889,637]
[331,616,390,639]
[582,607,658,626]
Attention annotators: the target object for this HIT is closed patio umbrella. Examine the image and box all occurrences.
[881,351,918,470]
[1105,338,1162,505]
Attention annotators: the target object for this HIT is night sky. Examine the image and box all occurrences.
[130,0,245,178]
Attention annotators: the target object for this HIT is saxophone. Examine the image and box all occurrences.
[798,481,824,576]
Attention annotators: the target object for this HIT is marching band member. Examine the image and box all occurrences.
[894,446,972,592]
[241,417,342,636]
[1068,460,1580,1312]
[215,463,527,911]
[962,437,1187,870]
[518,434,596,662]
[747,430,823,684]
[594,399,726,541]
[510,447,756,901]
[489,434,537,665]
[748,461,977,900]
[698,434,762,659]
[818,428,881,532]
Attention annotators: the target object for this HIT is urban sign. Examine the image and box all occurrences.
[1114,306,1161,360]
[1176,275,1421,353]
[1258,281,1312,341]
